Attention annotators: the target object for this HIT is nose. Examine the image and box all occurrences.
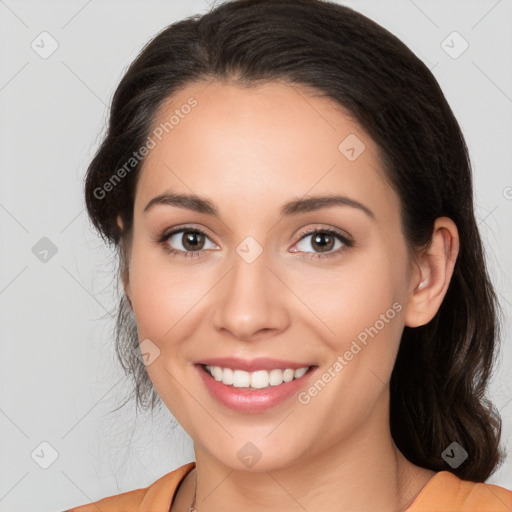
[212,245,291,342]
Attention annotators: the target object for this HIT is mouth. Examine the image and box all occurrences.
[199,363,316,390]
[195,361,318,413]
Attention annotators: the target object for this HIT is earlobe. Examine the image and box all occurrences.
[122,279,134,313]
[117,214,124,232]
[404,217,459,328]
[116,214,133,310]
[121,272,133,311]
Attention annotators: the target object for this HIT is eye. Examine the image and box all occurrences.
[290,228,353,260]
[157,227,218,259]
[155,225,353,260]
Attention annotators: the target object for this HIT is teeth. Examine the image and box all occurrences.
[205,365,310,389]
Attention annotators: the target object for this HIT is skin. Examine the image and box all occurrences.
[118,80,459,512]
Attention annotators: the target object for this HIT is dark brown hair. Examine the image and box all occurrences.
[84,0,504,481]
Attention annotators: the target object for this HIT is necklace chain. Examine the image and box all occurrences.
[186,471,197,512]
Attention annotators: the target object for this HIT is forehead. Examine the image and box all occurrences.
[134,80,397,224]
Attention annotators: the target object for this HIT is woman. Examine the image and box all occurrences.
[66,0,512,510]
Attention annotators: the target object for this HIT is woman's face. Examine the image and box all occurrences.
[124,80,418,471]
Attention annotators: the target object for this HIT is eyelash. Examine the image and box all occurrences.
[156,226,353,260]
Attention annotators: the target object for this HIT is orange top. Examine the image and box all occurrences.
[65,462,512,512]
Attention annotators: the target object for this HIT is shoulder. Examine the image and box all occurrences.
[408,471,512,512]
[64,461,196,512]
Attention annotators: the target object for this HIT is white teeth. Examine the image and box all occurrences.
[250,370,270,389]
[294,367,308,379]
[232,369,250,388]
[205,365,311,389]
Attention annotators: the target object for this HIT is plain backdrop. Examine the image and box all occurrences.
[0,1,511,511]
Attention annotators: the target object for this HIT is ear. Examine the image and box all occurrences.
[404,217,459,327]
[116,214,133,309]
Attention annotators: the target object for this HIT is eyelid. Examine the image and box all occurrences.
[156,223,217,243]
[293,224,353,245]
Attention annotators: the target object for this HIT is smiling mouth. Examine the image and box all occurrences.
[200,364,316,390]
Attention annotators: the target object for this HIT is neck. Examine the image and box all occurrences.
[172,399,435,512]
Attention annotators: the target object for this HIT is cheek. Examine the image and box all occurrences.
[127,242,195,340]
[296,254,404,345]
[289,258,406,428]
[127,243,203,407]
[292,240,408,399]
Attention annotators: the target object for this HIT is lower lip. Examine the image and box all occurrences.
[196,364,317,413]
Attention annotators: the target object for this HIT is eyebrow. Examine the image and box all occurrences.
[143,191,375,220]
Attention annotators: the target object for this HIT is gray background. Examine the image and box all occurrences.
[0,1,511,511]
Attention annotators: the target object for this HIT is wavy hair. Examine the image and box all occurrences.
[83,0,504,481]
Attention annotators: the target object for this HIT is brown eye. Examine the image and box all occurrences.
[181,231,206,251]
[291,228,353,260]
[310,232,336,252]
[160,227,218,257]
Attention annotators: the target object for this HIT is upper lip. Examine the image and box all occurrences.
[195,357,315,372]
